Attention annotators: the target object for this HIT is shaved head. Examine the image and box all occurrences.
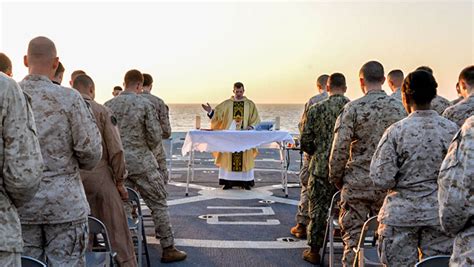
[24,36,59,77]
[72,74,95,99]
[27,36,57,65]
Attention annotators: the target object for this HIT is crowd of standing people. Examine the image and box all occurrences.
[295,62,473,266]
[0,35,472,267]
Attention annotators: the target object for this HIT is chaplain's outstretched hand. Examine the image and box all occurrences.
[201,103,212,113]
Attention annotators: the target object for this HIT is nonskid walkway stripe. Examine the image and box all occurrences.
[146,237,309,249]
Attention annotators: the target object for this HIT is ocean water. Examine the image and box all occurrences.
[169,104,304,133]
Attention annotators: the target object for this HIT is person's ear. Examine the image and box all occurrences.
[52,57,59,71]
[23,55,29,68]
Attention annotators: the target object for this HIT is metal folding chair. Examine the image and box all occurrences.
[21,256,46,267]
[86,216,117,267]
[353,216,382,267]
[320,190,342,267]
[126,187,151,267]
[415,255,451,267]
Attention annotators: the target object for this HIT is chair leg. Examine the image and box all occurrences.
[141,219,151,267]
[320,216,331,266]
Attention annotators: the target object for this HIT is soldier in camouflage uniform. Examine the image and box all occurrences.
[300,73,350,264]
[387,69,404,100]
[0,73,43,266]
[443,66,474,127]
[291,74,329,239]
[19,37,103,266]
[416,66,451,114]
[438,115,474,266]
[371,70,458,266]
[329,61,407,266]
[105,69,186,263]
[140,73,171,184]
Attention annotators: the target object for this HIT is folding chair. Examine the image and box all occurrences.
[320,190,342,267]
[415,255,451,267]
[353,216,382,267]
[86,216,117,267]
[21,256,46,267]
[126,187,151,267]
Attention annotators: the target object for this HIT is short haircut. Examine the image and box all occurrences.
[71,70,86,81]
[459,65,474,87]
[73,74,94,89]
[27,36,57,65]
[317,74,329,87]
[124,69,143,87]
[234,82,244,89]
[0,53,12,74]
[143,73,153,87]
[55,61,65,77]
[402,70,437,105]
[113,86,123,91]
[416,66,433,75]
[387,69,404,80]
[360,61,385,83]
[328,73,346,88]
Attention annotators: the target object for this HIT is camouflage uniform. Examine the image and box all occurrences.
[390,87,401,100]
[370,110,458,266]
[296,91,328,226]
[450,96,464,106]
[19,74,102,266]
[0,74,43,266]
[141,91,171,183]
[438,115,474,266]
[431,95,451,115]
[105,92,174,248]
[443,93,474,127]
[300,94,350,247]
[329,89,406,266]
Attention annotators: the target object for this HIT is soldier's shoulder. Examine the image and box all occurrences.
[0,73,20,96]
[462,116,474,132]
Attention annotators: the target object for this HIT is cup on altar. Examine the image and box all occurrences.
[274,116,280,130]
[195,115,201,129]
[235,118,242,130]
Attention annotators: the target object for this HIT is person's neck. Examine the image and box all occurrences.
[364,85,383,94]
[234,96,244,101]
[124,88,137,94]
[410,103,431,112]
[319,89,327,95]
[29,67,53,79]
[391,86,401,93]
[328,90,344,96]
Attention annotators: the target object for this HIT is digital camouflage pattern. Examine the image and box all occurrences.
[390,88,401,100]
[443,93,474,127]
[328,89,406,266]
[0,73,43,254]
[370,110,457,265]
[300,94,350,247]
[371,110,458,226]
[18,74,102,224]
[431,95,451,115]
[438,115,474,266]
[296,90,329,226]
[105,91,162,176]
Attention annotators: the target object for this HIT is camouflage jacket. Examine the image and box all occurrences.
[0,74,43,252]
[300,94,350,178]
[105,91,162,176]
[140,91,171,139]
[443,93,474,127]
[298,91,328,132]
[370,110,458,226]
[450,96,463,106]
[438,115,474,234]
[390,88,401,101]
[329,89,407,189]
[431,95,451,115]
[18,74,102,224]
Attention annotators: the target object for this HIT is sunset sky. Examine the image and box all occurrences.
[1,0,473,104]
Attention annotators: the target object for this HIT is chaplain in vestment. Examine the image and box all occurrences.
[202,82,260,190]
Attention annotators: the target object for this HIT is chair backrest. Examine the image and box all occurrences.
[126,187,143,216]
[21,256,46,267]
[415,255,451,267]
[357,216,379,249]
[328,191,341,216]
[88,216,112,252]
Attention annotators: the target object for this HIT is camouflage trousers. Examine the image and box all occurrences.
[307,175,337,247]
[339,186,385,267]
[127,170,174,248]
[21,219,88,267]
[378,224,453,266]
[0,252,21,267]
[450,225,474,266]
[296,153,310,225]
[153,144,169,184]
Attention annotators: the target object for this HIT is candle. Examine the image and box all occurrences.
[274,116,280,130]
[195,115,201,129]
